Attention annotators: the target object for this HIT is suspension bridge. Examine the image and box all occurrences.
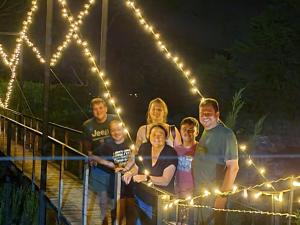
[0,0,299,225]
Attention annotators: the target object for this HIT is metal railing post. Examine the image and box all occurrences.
[82,158,89,225]
[79,141,83,179]
[64,131,69,169]
[58,143,65,222]
[0,117,5,151]
[51,127,55,159]
[3,117,6,148]
[0,117,3,147]
[114,172,122,225]
[31,134,36,191]
[14,126,18,155]
[0,116,2,134]
[6,121,12,156]
[29,118,33,149]
[157,194,170,225]
[22,117,27,172]
[288,178,294,225]
[36,121,40,151]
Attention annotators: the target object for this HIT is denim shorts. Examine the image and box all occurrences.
[89,167,112,194]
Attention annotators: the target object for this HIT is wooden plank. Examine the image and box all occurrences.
[1,140,104,225]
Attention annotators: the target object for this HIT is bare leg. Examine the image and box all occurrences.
[99,191,109,223]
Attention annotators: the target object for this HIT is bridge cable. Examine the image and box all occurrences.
[15,79,34,116]
[50,68,88,119]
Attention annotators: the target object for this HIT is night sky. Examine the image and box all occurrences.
[0,0,281,130]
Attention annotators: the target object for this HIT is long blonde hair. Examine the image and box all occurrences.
[146,98,168,124]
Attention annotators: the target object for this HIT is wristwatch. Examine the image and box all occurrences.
[145,175,150,182]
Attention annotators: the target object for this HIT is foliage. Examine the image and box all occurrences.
[225,88,245,130]
[252,115,268,140]
[0,169,38,225]
[295,211,300,225]
[20,188,38,225]
[11,186,24,223]
[0,81,90,129]
[230,0,300,117]
[197,54,239,106]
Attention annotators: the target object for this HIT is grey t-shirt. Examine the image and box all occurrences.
[82,114,117,152]
[193,122,238,194]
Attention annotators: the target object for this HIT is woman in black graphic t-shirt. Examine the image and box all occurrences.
[123,124,178,224]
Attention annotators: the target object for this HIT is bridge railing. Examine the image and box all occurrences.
[0,113,90,225]
[0,107,85,178]
[1,110,297,225]
[0,111,173,224]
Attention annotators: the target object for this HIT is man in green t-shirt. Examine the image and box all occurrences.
[193,98,239,225]
[82,97,116,224]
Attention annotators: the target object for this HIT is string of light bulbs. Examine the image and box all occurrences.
[239,143,277,191]
[122,0,295,202]
[123,0,280,191]
[0,0,298,218]
[19,0,94,66]
[124,0,204,98]
[0,0,136,148]
[137,175,299,219]
[0,44,10,66]
[51,0,95,66]
[139,165,300,204]
[175,203,298,219]
[2,0,298,204]
[56,0,135,147]
[0,0,39,108]
[22,35,45,63]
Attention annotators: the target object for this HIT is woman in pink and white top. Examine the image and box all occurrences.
[175,117,199,198]
[135,98,181,151]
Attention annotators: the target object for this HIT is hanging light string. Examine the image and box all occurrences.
[56,0,135,147]
[0,1,297,207]
[138,169,300,207]
[123,0,281,191]
[123,0,294,205]
[137,175,299,218]
[188,175,300,204]
[124,0,204,98]
[0,2,298,219]
[0,44,10,65]
[1,0,135,147]
[0,0,39,108]
[51,0,95,66]
[22,34,45,63]
[18,0,95,66]
[239,144,277,191]
[176,203,298,219]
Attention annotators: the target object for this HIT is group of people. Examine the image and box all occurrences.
[82,97,239,225]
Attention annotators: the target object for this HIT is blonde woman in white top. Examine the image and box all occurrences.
[135,98,181,151]
[121,98,181,173]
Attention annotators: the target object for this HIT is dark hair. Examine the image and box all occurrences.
[149,123,168,138]
[199,98,219,112]
[90,97,107,108]
[180,117,199,133]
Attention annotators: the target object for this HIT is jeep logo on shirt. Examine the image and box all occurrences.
[91,129,109,138]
